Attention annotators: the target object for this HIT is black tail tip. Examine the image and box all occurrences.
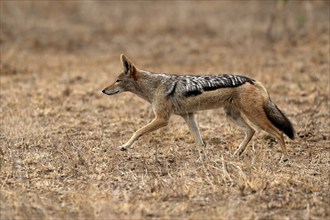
[264,101,295,140]
[287,129,295,140]
[283,121,295,140]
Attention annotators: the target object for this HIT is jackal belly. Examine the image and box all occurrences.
[174,88,236,114]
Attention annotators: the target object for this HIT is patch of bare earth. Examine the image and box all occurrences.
[1,1,329,219]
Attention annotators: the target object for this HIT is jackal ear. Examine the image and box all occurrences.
[120,54,135,74]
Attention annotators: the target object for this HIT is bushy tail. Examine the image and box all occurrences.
[263,99,295,139]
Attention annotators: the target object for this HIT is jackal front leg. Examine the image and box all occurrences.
[182,113,206,160]
[224,106,255,156]
[119,116,169,151]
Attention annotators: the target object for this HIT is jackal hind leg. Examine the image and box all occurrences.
[277,133,288,162]
[264,129,288,162]
[181,113,206,160]
[224,106,255,156]
[242,108,289,162]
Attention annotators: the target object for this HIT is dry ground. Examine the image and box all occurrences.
[0,1,329,219]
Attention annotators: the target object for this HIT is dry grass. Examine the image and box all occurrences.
[1,1,329,219]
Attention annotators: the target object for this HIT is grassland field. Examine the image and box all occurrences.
[0,1,329,219]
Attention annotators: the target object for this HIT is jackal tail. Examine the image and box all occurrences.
[263,99,295,139]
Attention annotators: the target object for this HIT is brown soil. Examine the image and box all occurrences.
[1,1,329,219]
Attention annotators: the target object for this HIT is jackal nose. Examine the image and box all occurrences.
[102,89,106,94]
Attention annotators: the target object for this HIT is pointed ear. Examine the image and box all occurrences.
[120,54,135,74]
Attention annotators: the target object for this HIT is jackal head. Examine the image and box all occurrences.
[102,54,140,96]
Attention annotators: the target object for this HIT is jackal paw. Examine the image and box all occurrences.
[233,149,244,157]
[118,145,128,151]
[198,151,206,161]
[279,155,289,163]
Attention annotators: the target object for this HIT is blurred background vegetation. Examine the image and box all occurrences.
[1,1,328,55]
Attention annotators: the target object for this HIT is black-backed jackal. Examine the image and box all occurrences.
[102,54,294,161]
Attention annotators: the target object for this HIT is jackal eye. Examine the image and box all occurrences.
[116,79,122,83]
